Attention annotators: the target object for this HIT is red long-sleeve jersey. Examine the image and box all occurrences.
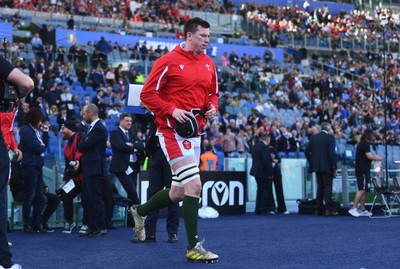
[140,43,219,133]
[0,110,18,151]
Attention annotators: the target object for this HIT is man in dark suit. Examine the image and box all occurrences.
[28,58,37,79]
[250,134,274,215]
[109,113,144,206]
[305,122,337,216]
[78,104,109,236]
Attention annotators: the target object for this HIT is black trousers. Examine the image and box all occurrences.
[0,140,12,268]
[60,180,89,225]
[13,190,60,224]
[145,148,179,237]
[255,177,269,213]
[84,173,112,230]
[315,172,334,212]
[42,193,60,224]
[266,167,287,212]
[113,169,140,205]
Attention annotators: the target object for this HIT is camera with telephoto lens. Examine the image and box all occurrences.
[0,79,19,112]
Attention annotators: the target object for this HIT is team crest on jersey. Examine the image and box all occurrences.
[205,64,210,71]
[179,64,184,70]
[182,140,191,150]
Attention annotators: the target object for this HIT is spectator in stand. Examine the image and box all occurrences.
[221,52,229,67]
[140,41,148,63]
[67,15,74,29]
[77,66,88,86]
[35,57,47,75]
[77,45,89,67]
[229,49,239,65]
[91,49,107,69]
[68,43,79,63]
[90,67,106,88]
[39,24,50,45]
[263,47,273,63]
[44,83,62,108]
[57,106,74,130]
[96,36,112,55]
[258,33,269,47]
[31,33,43,53]
[221,127,237,157]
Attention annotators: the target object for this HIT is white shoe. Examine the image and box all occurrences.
[282,211,290,215]
[8,242,12,247]
[79,225,89,236]
[359,210,372,217]
[348,208,360,217]
[186,239,219,263]
[130,205,146,241]
[62,222,76,234]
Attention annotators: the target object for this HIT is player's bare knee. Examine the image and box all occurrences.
[170,187,185,202]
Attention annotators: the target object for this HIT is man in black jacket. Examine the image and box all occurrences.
[305,122,337,216]
[78,104,110,236]
[109,113,144,206]
[250,134,274,215]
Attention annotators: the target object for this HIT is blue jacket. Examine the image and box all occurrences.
[109,128,144,173]
[78,120,108,177]
[19,125,49,167]
[305,131,337,175]
[250,141,273,179]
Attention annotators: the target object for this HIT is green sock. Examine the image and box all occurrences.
[182,195,200,250]
[137,188,173,216]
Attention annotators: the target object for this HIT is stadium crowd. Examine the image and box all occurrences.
[0,0,399,161]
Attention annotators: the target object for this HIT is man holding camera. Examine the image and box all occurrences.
[0,55,34,269]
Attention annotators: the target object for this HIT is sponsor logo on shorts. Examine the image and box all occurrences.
[182,140,191,150]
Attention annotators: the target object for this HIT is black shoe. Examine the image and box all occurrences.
[325,211,338,216]
[35,224,51,234]
[254,210,262,215]
[88,229,108,238]
[130,235,156,243]
[168,233,178,243]
[106,224,118,230]
[42,222,55,233]
[24,225,35,234]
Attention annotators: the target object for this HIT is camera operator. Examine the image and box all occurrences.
[0,55,34,269]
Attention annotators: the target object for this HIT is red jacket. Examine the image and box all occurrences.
[0,109,18,151]
[64,133,84,182]
[140,43,219,133]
